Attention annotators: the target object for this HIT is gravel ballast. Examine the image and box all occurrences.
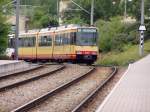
[80,67,127,112]
[0,65,40,78]
[29,67,112,112]
[0,65,60,88]
[0,64,90,112]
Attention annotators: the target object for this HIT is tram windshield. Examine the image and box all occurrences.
[76,28,97,46]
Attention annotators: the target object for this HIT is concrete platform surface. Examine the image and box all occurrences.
[96,54,150,112]
[0,60,29,74]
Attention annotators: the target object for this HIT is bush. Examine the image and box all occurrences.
[96,17,126,52]
[145,19,150,40]
[96,16,139,52]
[124,22,139,44]
[0,15,9,55]
[64,16,86,25]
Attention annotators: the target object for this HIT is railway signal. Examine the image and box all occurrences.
[139,28,146,57]
[139,0,146,57]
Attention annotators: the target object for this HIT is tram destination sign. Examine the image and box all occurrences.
[78,28,97,33]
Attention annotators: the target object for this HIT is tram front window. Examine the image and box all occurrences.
[76,28,97,46]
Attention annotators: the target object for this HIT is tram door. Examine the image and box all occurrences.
[37,33,53,60]
[70,32,76,57]
[20,35,36,60]
[63,33,71,60]
[53,33,64,60]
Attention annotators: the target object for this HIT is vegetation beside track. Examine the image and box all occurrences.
[96,40,150,66]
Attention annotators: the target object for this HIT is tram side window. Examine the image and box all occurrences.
[18,38,23,47]
[30,37,36,47]
[67,33,70,45]
[62,33,70,45]
[47,36,52,46]
[70,32,76,45]
[55,34,61,46]
[39,36,52,46]
[24,38,28,47]
[19,37,35,47]
[62,33,67,45]
[28,38,32,47]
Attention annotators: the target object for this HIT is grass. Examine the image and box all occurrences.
[96,40,150,66]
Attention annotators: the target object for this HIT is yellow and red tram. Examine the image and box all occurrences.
[18,25,98,64]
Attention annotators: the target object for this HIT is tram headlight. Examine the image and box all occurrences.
[91,51,97,55]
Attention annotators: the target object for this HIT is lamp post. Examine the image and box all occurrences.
[124,0,132,19]
[90,0,94,26]
[124,0,127,19]
[57,0,60,25]
[15,0,20,60]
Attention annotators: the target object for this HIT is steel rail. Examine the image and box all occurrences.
[0,65,65,92]
[72,66,117,112]
[0,65,44,80]
[11,67,95,112]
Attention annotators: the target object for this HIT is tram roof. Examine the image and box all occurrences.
[19,24,97,35]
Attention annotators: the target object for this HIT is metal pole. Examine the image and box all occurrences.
[91,0,94,26]
[15,0,20,60]
[139,0,144,57]
[124,0,127,19]
[57,0,60,25]
[141,0,144,25]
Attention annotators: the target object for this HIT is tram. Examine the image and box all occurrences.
[16,24,98,64]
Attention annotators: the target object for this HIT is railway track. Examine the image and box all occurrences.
[72,66,117,112]
[11,67,95,112]
[10,66,117,112]
[0,64,90,112]
[0,65,43,79]
[0,65,65,92]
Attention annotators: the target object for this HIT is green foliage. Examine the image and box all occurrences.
[28,8,58,29]
[0,0,10,55]
[0,16,9,54]
[64,16,86,25]
[95,0,121,20]
[19,0,150,33]
[21,0,58,29]
[96,17,127,52]
[64,0,121,24]
[63,0,149,25]
[96,40,150,66]
[96,16,139,52]
[124,22,139,44]
[145,19,150,40]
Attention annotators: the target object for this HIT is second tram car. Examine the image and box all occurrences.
[17,25,98,64]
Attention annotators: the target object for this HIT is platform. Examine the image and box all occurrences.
[0,60,29,74]
[96,54,150,112]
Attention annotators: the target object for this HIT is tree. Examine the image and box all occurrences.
[0,0,10,55]
[27,7,58,29]
[62,0,122,25]
[20,0,58,29]
[96,14,143,53]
